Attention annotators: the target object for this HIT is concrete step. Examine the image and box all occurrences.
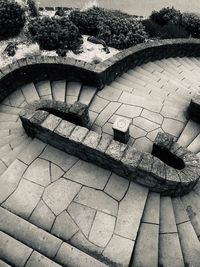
[0,133,25,149]
[0,207,108,267]
[131,192,160,267]
[78,85,97,106]
[0,112,18,122]
[159,197,184,267]
[51,80,66,102]
[187,132,200,153]
[21,83,40,103]
[177,220,200,266]
[0,105,22,115]
[35,80,52,100]
[177,120,200,147]
[66,82,82,105]
[0,231,62,267]
[1,137,31,167]
[181,191,200,240]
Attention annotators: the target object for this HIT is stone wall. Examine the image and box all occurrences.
[20,101,200,197]
[1,39,200,103]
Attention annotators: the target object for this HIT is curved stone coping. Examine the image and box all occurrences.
[19,100,90,134]
[20,102,200,196]
[0,39,200,103]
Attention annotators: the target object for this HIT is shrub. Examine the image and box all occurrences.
[28,16,83,52]
[150,7,181,26]
[0,0,26,39]
[142,18,189,39]
[97,18,147,49]
[69,7,103,35]
[181,13,200,38]
[69,7,147,49]
[27,0,39,17]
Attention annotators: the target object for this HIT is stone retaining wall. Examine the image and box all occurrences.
[20,101,200,197]
[1,39,200,103]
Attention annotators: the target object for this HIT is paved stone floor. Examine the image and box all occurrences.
[1,57,200,266]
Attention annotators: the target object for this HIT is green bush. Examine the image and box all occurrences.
[181,13,200,38]
[142,19,163,37]
[150,7,181,26]
[0,0,26,39]
[28,16,83,52]
[97,17,147,49]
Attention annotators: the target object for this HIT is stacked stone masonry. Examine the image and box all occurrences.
[20,101,200,196]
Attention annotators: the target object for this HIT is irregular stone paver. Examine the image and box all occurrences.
[43,178,81,215]
[103,234,134,267]
[115,183,148,240]
[141,109,163,124]
[18,138,46,165]
[104,173,129,201]
[133,137,153,153]
[0,259,11,267]
[64,160,110,190]
[74,187,118,216]
[23,158,50,187]
[70,231,103,254]
[162,118,184,137]
[29,200,55,231]
[50,163,64,182]
[89,96,109,113]
[3,179,44,219]
[129,124,146,139]
[133,117,160,132]
[89,211,116,247]
[25,251,62,267]
[40,145,78,171]
[56,242,108,267]
[0,231,32,267]
[67,202,96,237]
[51,211,78,241]
[116,104,142,118]
[95,102,121,127]
[0,159,27,203]
[97,85,122,101]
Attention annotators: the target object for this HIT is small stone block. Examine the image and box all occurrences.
[113,117,130,144]
[55,120,75,138]
[41,115,62,132]
[69,126,89,143]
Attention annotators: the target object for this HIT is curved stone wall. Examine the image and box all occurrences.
[1,39,200,103]
[20,101,200,197]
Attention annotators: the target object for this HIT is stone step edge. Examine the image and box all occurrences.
[0,230,62,267]
[0,207,109,267]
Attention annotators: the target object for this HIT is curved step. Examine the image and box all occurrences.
[0,231,62,267]
[51,80,66,102]
[0,207,108,267]
[158,197,184,267]
[78,85,97,106]
[187,133,200,153]
[177,120,200,147]
[66,82,82,105]
[35,80,52,100]
[130,192,160,267]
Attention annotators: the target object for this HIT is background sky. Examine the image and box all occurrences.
[39,0,200,16]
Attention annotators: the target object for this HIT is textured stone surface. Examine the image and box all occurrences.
[103,234,134,267]
[89,211,116,247]
[115,183,148,240]
[43,178,81,215]
[65,160,110,189]
[23,158,51,186]
[67,202,96,237]
[26,251,62,267]
[51,211,78,241]
[74,187,118,216]
[3,179,43,219]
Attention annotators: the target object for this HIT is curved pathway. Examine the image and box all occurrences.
[1,57,200,266]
